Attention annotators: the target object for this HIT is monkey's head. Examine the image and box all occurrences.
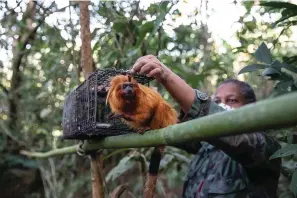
[107,74,140,104]
[120,75,137,100]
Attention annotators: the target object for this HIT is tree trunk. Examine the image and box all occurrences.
[80,1,93,77]
[79,1,105,198]
[9,0,36,133]
[2,2,45,198]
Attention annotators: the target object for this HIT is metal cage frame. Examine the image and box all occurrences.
[62,68,154,140]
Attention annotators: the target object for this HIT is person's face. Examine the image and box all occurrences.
[213,83,246,108]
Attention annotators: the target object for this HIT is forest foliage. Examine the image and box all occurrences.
[0,0,297,198]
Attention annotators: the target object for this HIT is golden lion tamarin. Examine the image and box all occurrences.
[106,74,177,133]
[106,74,178,198]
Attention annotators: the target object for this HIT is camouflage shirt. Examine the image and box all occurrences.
[174,89,281,198]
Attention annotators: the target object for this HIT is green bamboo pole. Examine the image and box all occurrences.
[21,91,297,159]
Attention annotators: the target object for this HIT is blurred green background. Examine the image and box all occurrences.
[0,0,297,197]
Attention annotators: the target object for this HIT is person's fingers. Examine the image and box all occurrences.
[139,60,162,75]
[139,63,156,75]
[146,68,162,79]
[131,59,147,73]
[131,55,160,74]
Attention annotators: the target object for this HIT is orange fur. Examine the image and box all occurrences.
[106,74,178,132]
[106,74,178,198]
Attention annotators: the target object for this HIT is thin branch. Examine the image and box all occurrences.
[35,1,68,17]
[0,120,29,148]
[68,4,80,85]
[109,184,129,198]
[20,145,78,158]
[155,27,162,57]
[130,1,140,20]
[280,165,294,180]
[20,91,297,159]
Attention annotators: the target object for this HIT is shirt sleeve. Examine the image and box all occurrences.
[172,89,214,154]
[173,89,281,167]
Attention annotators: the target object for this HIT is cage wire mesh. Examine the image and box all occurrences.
[62,68,154,140]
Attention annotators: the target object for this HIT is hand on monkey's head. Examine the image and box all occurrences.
[131,55,171,84]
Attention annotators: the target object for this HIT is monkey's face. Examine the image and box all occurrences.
[120,82,136,100]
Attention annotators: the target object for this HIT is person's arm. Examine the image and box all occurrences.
[178,89,281,166]
[131,55,202,153]
[131,55,195,113]
[131,55,281,164]
[207,132,281,167]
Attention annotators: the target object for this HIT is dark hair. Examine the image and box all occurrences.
[218,79,256,104]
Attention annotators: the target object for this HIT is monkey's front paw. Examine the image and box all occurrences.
[136,127,151,134]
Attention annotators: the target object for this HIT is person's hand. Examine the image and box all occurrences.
[130,55,171,84]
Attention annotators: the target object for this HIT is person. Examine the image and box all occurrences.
[131,55,281,198]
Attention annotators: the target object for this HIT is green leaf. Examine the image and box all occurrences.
[254,42,272,64]
[283,55,297,65]
[106,155,135,182]
[245,21,256,32]
[159,154,174,170]
[113,19,127,32]
[147,1,172,42]
[238,64,268,75]
[270,60,283,69]
[170,152,191,164]
[290,170,297,196]
[287,132,293,144]
[270,81,295,97]
[260,2,297,10]
[170,65,188,76]
[6,155,38,168]
[273,9,297,27]
[277,20,297,28]
[102,148,132,161]
[243,1,254,11]
[140,21,154,36]
[40,108,52,118]
[0,135,5,152]
[105,153,143,182]
[186,73,205,88]
[262,67,281,79]
[92,41,100,52]
[151,11,166,36]
[281,63,297,74]
[270,144,297,160]
[36,92,47,99]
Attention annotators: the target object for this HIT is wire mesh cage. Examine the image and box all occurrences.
[62,68,154,140]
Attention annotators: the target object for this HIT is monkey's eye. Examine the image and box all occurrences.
[129,84,133,87]
[122,84,127,89]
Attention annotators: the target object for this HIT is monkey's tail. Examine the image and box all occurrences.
[143,146,165,198]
